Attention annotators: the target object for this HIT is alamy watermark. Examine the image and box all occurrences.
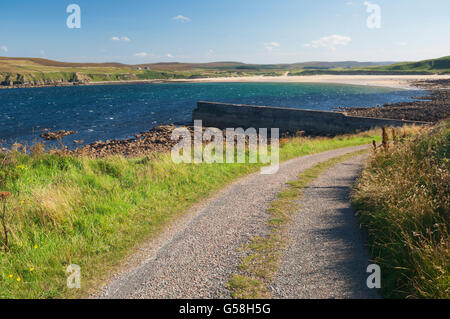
[66,4,81,29]
[366,264,381,289]
[364,1,381,29]
[171,120,280,175]
[66,264,81,289]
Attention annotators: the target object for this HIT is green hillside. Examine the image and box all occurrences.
[367,56,450,73]
[291,56,450,75]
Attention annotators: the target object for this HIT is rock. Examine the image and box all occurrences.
[40,130,79,141]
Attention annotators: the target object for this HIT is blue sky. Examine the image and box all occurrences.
[0,0,449,64]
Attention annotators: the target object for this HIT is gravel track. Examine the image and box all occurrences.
[96,145,368,299]
[272,154,379,299]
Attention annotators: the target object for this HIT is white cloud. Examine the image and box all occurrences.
[134,52,148,58]
[40,50,45,55]
[1,45,8,52]
[264,42,280,52]
[345,2,354,5]
[111,36,131,42]
[396,41,408,46]
[172,15,191,22]
[303,34,351,51]
[166,53,174,58]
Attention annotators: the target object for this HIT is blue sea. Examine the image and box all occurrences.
[0,82,424,147]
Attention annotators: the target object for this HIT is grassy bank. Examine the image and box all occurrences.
[0,131,382,298]
[352,122,449,298]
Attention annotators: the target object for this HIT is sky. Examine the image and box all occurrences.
[0,0,449,64]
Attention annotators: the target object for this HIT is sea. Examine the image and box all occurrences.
[0,82,424,147]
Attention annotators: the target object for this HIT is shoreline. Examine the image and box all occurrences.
[2,74,450,90]
[171,74,450,90]
[2,79,448,158]
[72,79,448,158]
[341,79,449,122]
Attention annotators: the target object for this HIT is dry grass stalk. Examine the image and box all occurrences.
[382,126,389,151]
[0,191,11,252]
[391,128,397,144]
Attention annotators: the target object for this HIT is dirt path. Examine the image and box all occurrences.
[96,145,369,299]
[272,154,379,299]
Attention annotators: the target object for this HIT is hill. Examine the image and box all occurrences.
[292,56,450,75]
[367,55,450,72]
[0,57,399,87]
[0,55,448,87]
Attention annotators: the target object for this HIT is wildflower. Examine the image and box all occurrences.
[16,165,27,170]
[9,274,13,278]
[20,200,25,204]
[29,268,35,272]
[34,245,38,249]
[17,277,21,282]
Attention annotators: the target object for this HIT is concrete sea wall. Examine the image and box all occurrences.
[193,101,428,135]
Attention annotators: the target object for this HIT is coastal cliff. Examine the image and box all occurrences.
[0,71,82,87]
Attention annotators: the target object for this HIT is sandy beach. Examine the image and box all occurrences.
[89,74,450,90]
[172,74,450,90]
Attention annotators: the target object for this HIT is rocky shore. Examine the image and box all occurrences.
[70,125,180,158]
[70,124,278,158]
[340,79,450,122]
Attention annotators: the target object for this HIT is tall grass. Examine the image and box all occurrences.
[0,131,381,298]
[352,122,449,298]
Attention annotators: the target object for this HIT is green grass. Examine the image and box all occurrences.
[227,149,369,299]
[352,121,449,298]
[0,130,383,298]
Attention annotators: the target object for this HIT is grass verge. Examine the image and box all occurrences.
[0,130,384,298]
[227,149,369,299]
[352,121,449,298]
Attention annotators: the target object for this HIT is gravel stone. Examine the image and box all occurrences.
[272,154,380,299]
